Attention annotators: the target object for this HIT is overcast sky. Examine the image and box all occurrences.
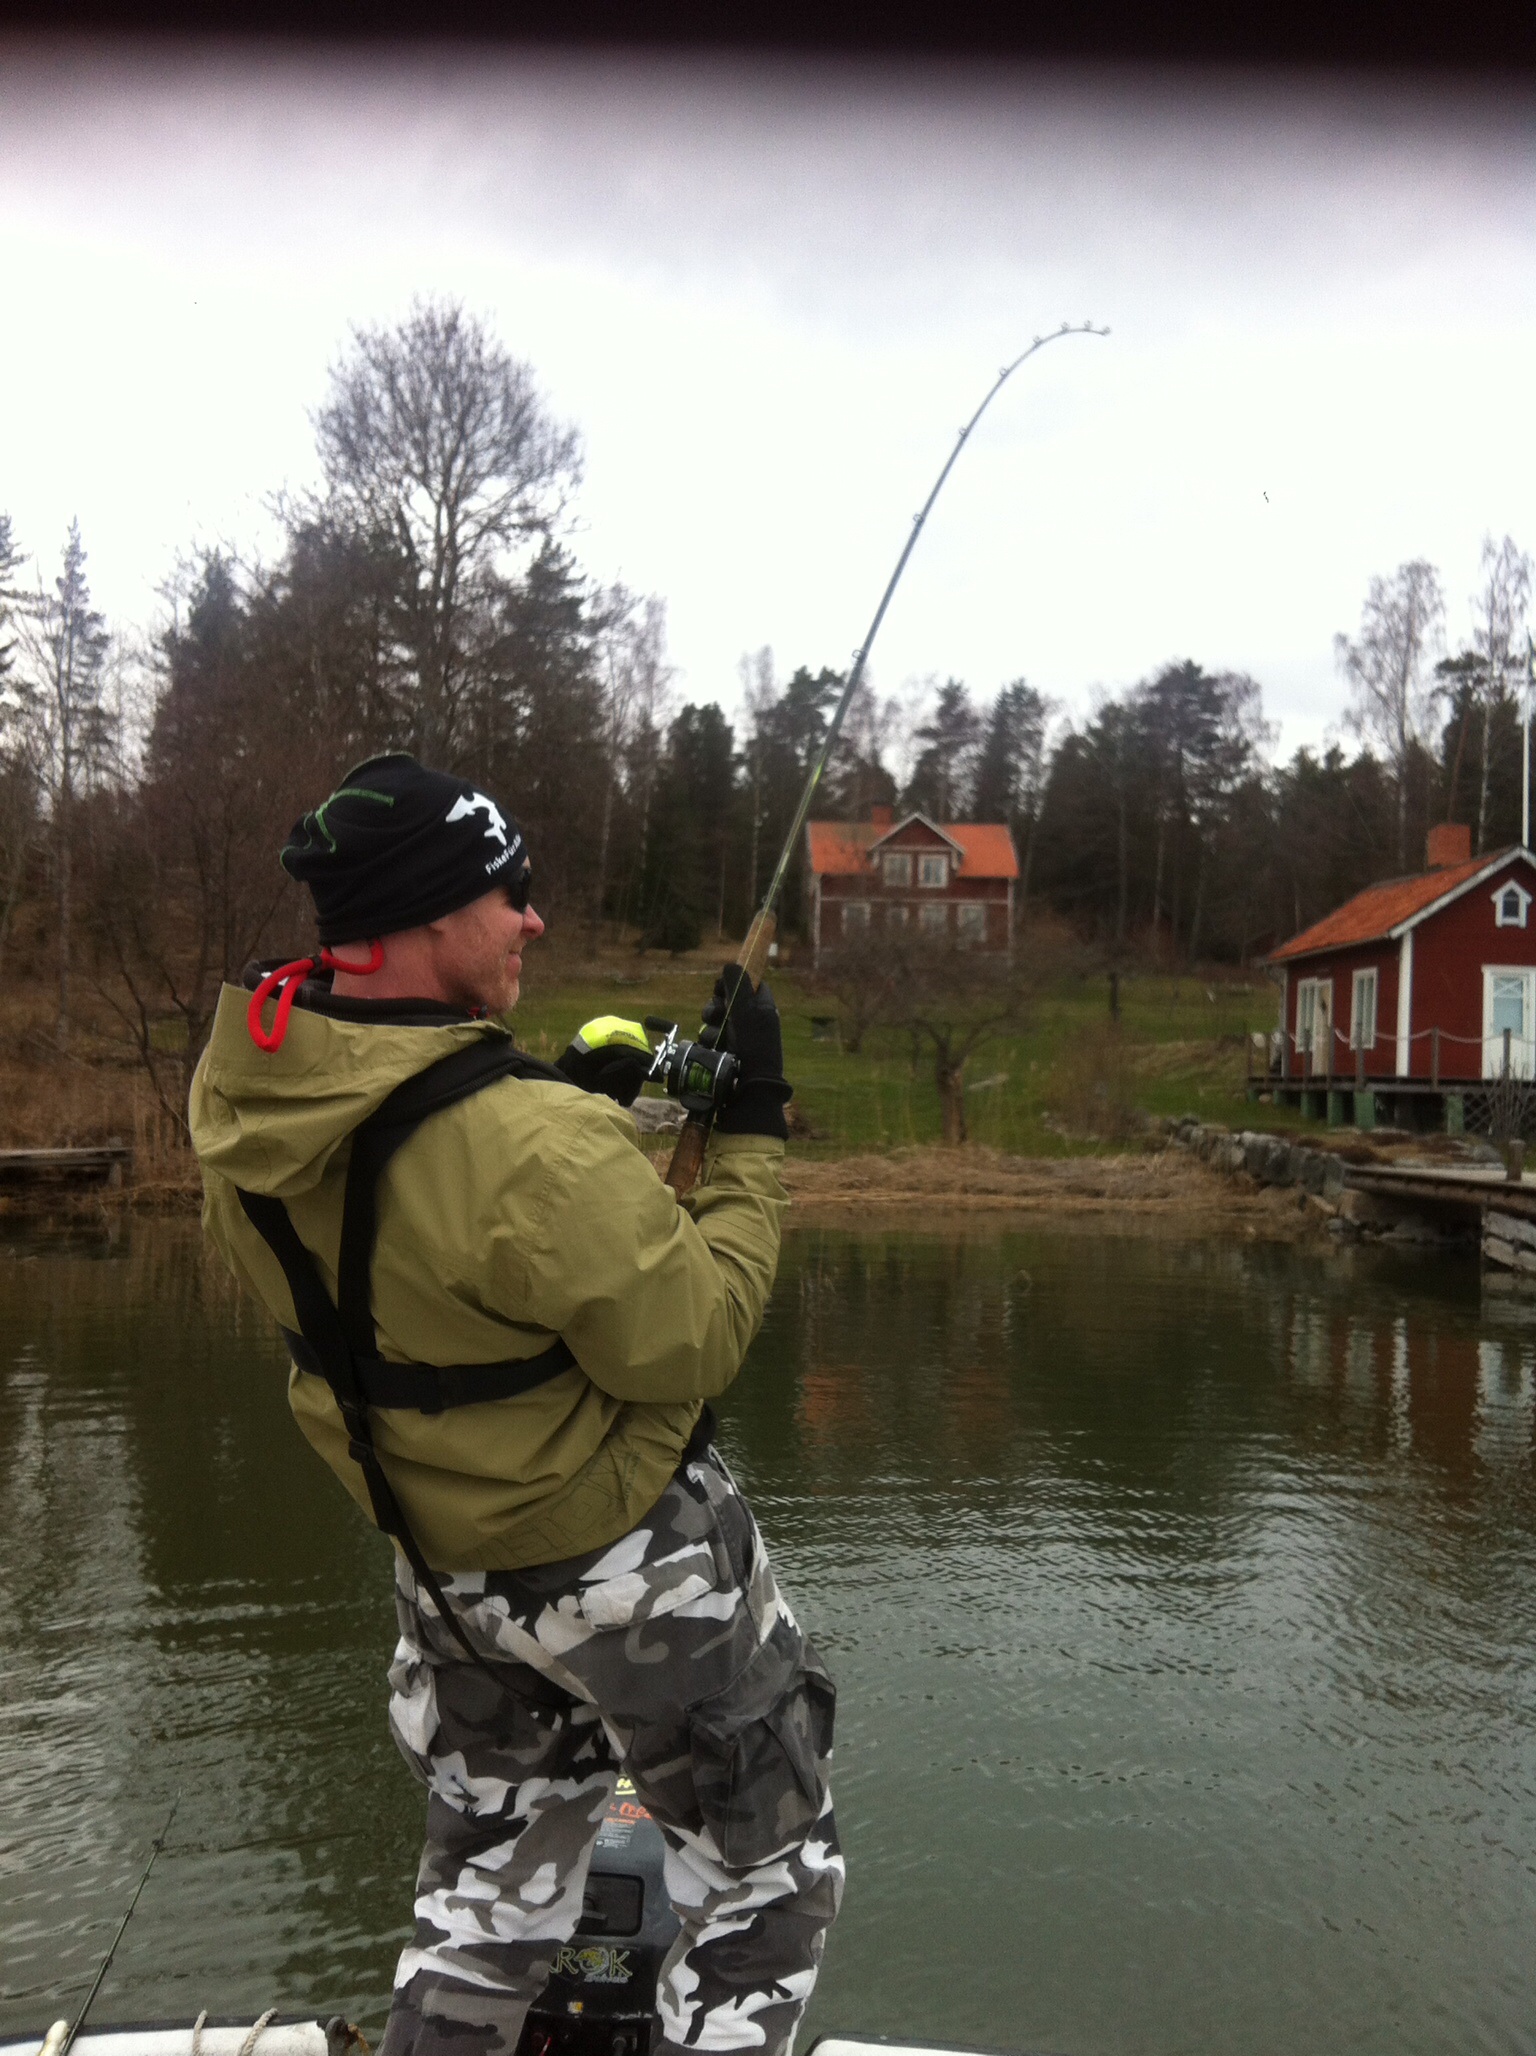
[1,43,1533,760]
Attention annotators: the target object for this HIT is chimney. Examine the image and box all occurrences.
[1427,822,1472,869]
[870,803,893,831]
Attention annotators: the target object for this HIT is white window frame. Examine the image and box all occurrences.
[1482,965,1536,1078]
[919,901,949,936]
[842,899,870,935]
[1349,967,1378,1050]
[881,852,912,888]
[1494,880,1531,929]
[957,902,987,946]
[917,851,949,889]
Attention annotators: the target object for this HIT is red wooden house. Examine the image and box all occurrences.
[1264,823,1536,1128]
[804,805,1019,965]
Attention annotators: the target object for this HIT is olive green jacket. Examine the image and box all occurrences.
[190,984,787,1570]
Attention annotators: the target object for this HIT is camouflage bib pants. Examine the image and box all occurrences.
[378,1445,844,2056]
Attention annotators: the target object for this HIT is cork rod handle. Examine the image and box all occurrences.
[662,912,778,1197]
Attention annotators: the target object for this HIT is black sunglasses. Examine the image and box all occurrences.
[503,865,533,912]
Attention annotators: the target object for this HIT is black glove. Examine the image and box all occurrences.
[555,1017,652,1107]
[702,963,793,1139]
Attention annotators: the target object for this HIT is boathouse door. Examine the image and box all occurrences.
[1308,980,1334,1074]
[1482,966,1536,1078]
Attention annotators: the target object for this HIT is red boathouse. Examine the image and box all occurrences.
[1263,823,1536,1129]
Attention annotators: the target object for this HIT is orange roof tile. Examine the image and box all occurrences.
[1268,849,1520,962]
[806,818,1019,879]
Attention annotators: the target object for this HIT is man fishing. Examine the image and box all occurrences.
[189,752,843,2056]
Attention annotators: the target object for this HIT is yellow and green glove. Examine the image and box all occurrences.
[555,1016,654,1107]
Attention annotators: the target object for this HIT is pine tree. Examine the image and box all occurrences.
[973,679,1053,914]
[904,679,981,821]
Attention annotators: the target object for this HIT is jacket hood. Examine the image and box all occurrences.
[190,981,505,1200]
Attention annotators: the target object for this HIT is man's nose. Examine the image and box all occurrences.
[520,906,546,940]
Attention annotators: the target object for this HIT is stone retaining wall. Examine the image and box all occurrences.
[1165,1117,1346,1202]
[1166,1116,1485,1252]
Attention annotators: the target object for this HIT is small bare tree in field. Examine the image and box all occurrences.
[1335,560,1445,868]
[814,921,1083,1143]
[809,930,906,1056]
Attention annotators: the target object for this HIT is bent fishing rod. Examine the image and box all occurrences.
[662,316,1102,1192]
[662,320,1109,1195]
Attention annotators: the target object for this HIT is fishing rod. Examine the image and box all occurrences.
[50,1798,180,2056]
[663,320,1109,1196]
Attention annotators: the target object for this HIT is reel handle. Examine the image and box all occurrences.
[662,911,778,1197]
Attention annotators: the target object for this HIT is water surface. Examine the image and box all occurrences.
[1,1217,1533,2056]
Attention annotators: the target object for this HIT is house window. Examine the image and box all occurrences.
[1350,968,1378,1050]
[917,852,949,888]
[882,852,912,888]
[957,903,987,946]
[886,903,908,930]
[843,900,870,934]
[1494,881,1531,928]
[919,902,948,936]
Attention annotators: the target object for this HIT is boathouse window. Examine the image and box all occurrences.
[886,903,908,930]
[1494,881,1531,928]
[1484,968,1536,1079]
[919,902,948,935]
[918,852,949,888]
[882,852,912,888]
[1350,968,1378,1049]
[957,902,987,945]
[843,900,870,934]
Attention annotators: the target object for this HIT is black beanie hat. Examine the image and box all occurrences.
[280,754,531,945]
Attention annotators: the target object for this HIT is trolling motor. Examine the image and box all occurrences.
[645,1017,740,1115]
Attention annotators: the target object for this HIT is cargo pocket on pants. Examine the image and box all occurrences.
[688,1629,836,1870]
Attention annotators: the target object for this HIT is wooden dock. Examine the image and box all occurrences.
[1342,1160,1536,1279]
[0,1145,132,1189]
[1345,1160,1536,1213]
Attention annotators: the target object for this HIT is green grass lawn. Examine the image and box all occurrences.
[512,953,1309,1158]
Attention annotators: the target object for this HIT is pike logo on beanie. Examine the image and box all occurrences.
[445,792,510,847]
[281,753,530,945]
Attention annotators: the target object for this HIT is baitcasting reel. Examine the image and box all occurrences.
[645,1017,740,1115]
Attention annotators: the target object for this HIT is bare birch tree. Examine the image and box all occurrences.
[314,297,582,760]
[0,513,38,978]
[738,646,777,908]
[591,588,674,940]
[1335,559,1445,868]
[1468,534,1532,851]
[14,522,112,1046]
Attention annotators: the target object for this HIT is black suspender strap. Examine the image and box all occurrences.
[234,1037,577,1679]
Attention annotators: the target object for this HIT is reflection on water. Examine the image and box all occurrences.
[1,1220,1532,2056]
